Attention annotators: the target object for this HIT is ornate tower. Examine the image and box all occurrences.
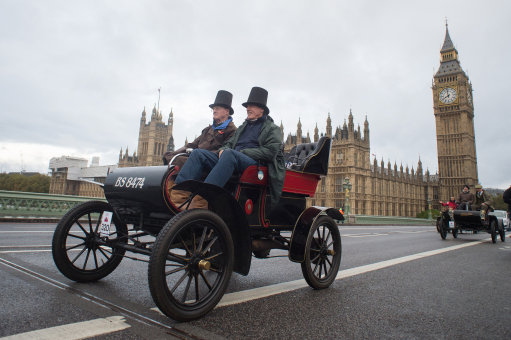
[432,23,478,199]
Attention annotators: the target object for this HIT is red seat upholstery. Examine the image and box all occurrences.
[239,165,268,185]
[239,165,320,197]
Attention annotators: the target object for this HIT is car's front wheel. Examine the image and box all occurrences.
[148,209,234,322]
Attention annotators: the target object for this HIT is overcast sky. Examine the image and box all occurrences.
[0,1,509,189]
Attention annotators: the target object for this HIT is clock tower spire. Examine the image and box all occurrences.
[433,23,478,200]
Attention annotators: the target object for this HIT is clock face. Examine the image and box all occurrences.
[439,87,457,104]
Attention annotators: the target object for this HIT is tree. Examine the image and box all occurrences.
[490,193,507,210]
[0,173,50,193]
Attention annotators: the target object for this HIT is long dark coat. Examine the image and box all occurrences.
[220,115,285,209]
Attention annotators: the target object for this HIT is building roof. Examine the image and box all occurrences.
[435,60,465,77]
[441,25,455,52]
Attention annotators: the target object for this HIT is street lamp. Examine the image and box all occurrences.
[427,199,432,220]
[342,177,352,216]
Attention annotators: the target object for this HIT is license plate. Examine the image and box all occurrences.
[449,221,454,229]
[99,211,113,237]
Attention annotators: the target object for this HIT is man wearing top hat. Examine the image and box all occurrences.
[174,86,285,209]
[163,90,237,209]
[163,90,237,167]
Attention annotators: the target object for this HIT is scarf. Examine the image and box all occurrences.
[213,117,232,130]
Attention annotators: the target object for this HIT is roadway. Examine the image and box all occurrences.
[1,222,510,339]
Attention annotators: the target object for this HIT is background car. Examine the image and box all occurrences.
[490,210,510,231]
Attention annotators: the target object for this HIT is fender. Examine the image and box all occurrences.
[288,206,343,263]
[173,180,252,276]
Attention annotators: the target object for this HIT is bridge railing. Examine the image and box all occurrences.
[0,190,434,225]
[0,190,105,219]
[345,214,434,225]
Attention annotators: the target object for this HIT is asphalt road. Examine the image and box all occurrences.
[1,222,510,339]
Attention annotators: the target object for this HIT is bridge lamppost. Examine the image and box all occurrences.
[343,177,352,216]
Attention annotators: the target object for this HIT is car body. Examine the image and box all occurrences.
[490,210,510,231]
[52,136,344,322]
[437,206,505,243]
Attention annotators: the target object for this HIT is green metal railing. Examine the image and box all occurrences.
[349,214,435,225]
[0,190,105,219]
[0,190,434,225]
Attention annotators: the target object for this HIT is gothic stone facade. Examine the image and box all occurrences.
[433,24,478,200]
[119,105,175,167]
[283,112,439,217]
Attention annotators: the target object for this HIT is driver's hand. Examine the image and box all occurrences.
[219,150,224,158]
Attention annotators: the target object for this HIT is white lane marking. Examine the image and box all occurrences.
[213,239,486,307]
[0,245,50,248]
[343,233,389,238]
[340,226,433,230]
[0,258,176,332]
[392,230,433,234]
[0,231,53,233]
[0,316,130,340]
[0,250,52,254]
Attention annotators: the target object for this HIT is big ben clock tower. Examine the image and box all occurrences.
[433,23,478,200]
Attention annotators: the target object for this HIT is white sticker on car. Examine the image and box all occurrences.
[99,211,113,237]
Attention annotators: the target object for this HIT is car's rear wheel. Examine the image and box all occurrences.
[301,216,342,289]
[452,228,458,238]
[498,223,506,242]
[148,209,233,321]
[490,219,497,244]
[52,201,127,282]
[440,219,448,240]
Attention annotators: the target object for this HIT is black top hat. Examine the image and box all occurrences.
[209,90,234,115]
[242,86,270,115]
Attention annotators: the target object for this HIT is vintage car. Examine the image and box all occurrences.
[52,137,343,321]
[437,205,505,243]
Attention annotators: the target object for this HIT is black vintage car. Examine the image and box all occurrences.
[437,206,505,243]
[52,137,343,321]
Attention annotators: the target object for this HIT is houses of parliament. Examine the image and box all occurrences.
[51,25,479,217]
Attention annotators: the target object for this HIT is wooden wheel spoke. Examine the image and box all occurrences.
[97,247,112,261]
[71,246,87,264]
[322,261,329,277]
[197,227,208,254]
[194,274,200,302]
[316,228,322,242]
[167,251,189,264]
[325,230,331,243]
[312,259,320,275]
[93,249,99,269]
[208,266,222,273]
[82,249,91,270]
[179,235,192,256]
[204,251,223,261]
[201,236,219,256]
[66,242,85,251]
[87,213,93,234]
[75,221,89,236]
[68,233,86,240]
[200,271,212,290]
[166,265,187,276]
[181,275,193,303]
[94,213,102,234]
[311,252,321,263]
[326,256,333,267]
[170,271,189,294]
